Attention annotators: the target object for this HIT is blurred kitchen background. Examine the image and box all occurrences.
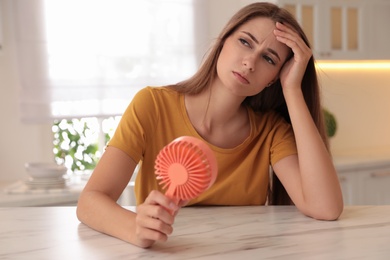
[1,0,390,206]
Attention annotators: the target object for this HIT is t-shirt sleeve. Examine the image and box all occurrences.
[108,87,158,163]
[269,116,297,166]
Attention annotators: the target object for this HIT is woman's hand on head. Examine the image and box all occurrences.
[134,190,180,248]
[273,22,312,92]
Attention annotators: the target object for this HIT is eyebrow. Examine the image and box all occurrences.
[241,31,281,61]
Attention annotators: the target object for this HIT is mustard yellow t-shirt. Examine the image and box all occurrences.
[108,86,297,206]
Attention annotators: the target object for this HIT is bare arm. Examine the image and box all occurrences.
[272,22,343,220]
[76,146,179,248]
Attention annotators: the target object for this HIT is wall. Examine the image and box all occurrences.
[319,65,390,156]
[0,0,53,182]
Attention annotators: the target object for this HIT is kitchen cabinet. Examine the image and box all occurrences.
[359,167,390,205]
[240,0,390,60]
[337,171,358,205]
[0,2,3,54]
[280,0,364,60]
[364,1,390,60]
[336,159,390,205]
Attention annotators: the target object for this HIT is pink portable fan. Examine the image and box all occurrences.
[155,136,218,203]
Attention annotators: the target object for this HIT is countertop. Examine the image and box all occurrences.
[0,181,85,207]
[0,177,135,207]
[1,205,389,259]
[0,177,85,206]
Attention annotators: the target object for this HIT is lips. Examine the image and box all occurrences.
[233,71,249,84]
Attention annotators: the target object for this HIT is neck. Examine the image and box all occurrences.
[185,81,248,132]
[184,83,250,148]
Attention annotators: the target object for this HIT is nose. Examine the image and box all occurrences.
[242,54,256,72]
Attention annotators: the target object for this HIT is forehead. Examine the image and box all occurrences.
[239,17,277,34]
[236,17,290,59]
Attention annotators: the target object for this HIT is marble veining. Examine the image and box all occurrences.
[0,206,390,259]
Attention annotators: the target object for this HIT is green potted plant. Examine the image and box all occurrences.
[323,108,337,138]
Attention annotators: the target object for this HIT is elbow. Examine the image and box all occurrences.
[76,201,84,223]
[76,193,89,223]
[309,201,344,221]
[329,201,344,220]
[316,206,343,221]
[300,198,344,221]
[302,188,345,221]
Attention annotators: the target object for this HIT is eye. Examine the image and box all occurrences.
[239,38,251,48]
[263,55,276,65]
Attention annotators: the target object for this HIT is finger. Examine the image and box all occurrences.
[274,31,306,54]
[137,214,174,236]
[276,35,306,57]
[135,204,176,244]
[274,23,308,48]
[276,36,312,66]
[274,23,311,58]
[137,203,175,225]
[144,190,179,212]
[275,22,297,35]
[135,222,169,243]
[275,22,303,42]
[171,200,189,217]
[177,199,190,208]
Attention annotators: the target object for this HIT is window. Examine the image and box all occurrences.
[13,0,200,122]
[12,0,206,171]
[52,116,121,172]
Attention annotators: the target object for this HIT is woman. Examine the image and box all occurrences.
[77,2,343,248]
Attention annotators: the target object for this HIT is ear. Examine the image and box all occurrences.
[267,78,277,87]
[270,76,279,84]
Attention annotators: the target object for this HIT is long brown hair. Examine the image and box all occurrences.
[170,2,329,205]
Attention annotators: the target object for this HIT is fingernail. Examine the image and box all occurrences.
[169,202,178,210]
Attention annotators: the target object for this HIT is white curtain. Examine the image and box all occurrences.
[13,0,206,123]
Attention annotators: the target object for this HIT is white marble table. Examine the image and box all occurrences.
[1,206,389,259]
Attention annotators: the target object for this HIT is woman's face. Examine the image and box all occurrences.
[216,17,290,97]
